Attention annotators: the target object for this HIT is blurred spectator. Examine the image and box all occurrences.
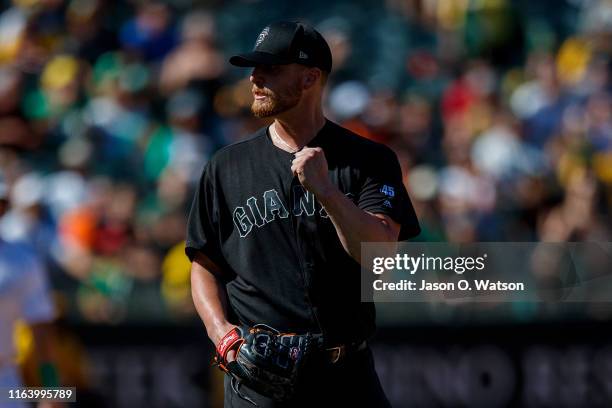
[65,0,119,63]
[119,2,177,62]
[0,66,39,148]
[158,10,224,96]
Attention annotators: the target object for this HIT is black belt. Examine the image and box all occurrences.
[309,335,368,364]
[324,340,368,363]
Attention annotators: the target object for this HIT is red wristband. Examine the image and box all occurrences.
[216,327,243,363]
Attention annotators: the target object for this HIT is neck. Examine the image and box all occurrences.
[273,101,326,149]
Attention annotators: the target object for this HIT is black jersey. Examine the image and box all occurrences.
[185,119,420,344]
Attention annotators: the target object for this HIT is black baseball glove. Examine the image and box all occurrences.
[214,324,316,405]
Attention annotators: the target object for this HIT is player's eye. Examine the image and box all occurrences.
[261,65,281,74]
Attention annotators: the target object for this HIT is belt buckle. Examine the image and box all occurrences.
[327,345,345,364]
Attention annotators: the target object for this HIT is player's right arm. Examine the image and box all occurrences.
[187,160,239,355]
[190,251,237,346]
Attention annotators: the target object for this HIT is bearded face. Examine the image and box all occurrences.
[251,66,304,118]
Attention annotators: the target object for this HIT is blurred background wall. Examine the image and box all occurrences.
[1,0,611,406]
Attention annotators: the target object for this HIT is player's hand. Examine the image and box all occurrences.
[291,147,334,197]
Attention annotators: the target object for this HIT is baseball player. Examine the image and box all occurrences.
[186,21,420,407]
[0,173,61,408]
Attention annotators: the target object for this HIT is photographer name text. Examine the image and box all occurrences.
[373,279,525,292]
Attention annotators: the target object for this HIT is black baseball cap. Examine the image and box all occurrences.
[229,21,332,72]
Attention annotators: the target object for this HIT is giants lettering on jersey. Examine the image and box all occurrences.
[232,186,354,238]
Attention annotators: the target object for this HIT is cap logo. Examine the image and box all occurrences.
[255,27,270,47]
[299,51,308,59]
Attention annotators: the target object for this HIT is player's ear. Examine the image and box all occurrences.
[303,69,319,89]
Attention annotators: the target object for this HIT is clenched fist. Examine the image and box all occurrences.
[291,147,334,197]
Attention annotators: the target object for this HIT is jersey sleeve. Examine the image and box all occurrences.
[357,146,421,240]
[21,254,55,324]
[185,162,227,270]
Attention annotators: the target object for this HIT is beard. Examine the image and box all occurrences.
[251,82,302,118]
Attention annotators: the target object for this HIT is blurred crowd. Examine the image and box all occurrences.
[0,0,611,324]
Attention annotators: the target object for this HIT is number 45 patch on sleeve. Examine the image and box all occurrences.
[380,185,395,197]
